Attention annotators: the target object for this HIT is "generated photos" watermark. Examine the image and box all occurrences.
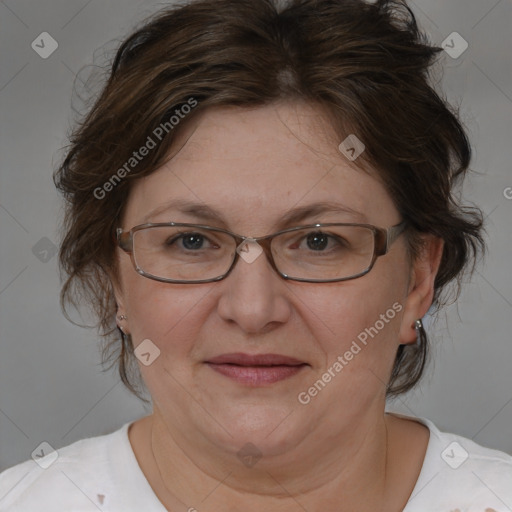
[298,301,403,404]
[94,97,198,200]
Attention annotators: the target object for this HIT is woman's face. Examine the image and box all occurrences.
[115,102,435,462]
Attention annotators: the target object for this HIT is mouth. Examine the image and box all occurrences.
[205,353,308,386]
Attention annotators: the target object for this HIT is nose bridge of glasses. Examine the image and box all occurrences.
[233,234,281,274]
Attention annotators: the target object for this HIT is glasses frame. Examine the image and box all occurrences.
[116,221,407,284]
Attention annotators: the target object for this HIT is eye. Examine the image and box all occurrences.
[304,232,330,251]
[297,231,346,252]
[167,232,217,251]
[181,233,207,250]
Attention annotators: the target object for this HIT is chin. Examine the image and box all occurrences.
[200,403,305,459]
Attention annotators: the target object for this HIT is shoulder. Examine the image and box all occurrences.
[0,423,130,511]
[395,413,512,512]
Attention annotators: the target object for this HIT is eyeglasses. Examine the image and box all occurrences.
[116,221,406,284]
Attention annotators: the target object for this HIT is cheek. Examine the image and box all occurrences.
[123,271,213,352]
[122,276,218,400]
[296,272,406,365]
[293,282,405,414]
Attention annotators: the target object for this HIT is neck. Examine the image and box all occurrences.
[146,408,392,512]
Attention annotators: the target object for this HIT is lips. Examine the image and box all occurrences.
[205,353,307,386]
[206,353,305,366]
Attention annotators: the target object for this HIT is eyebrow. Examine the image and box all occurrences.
[141,199,367,229]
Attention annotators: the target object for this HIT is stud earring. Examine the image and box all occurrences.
[116,314,128,335]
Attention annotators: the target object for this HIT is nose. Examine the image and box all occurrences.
[216,241,292,333]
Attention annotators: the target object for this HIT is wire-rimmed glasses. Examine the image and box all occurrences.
[116,221,407,284]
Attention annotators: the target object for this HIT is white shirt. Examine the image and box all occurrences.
[1,413,511,511]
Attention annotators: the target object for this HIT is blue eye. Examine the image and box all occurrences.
[180,233,207,250]
[305,232,330,251]
[165,232,219,251]
[297,231,346,253]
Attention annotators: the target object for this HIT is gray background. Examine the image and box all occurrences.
[0,0,511,472]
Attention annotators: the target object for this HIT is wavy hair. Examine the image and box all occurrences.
[54,0,485,400]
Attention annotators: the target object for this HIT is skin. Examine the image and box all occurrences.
[113,101,444,511]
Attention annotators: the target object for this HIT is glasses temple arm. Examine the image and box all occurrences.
[385,221,407,252]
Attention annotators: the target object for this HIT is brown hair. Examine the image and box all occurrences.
[54,0,485,400]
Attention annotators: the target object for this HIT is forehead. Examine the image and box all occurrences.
[170,101,350,173]
[123,102,398,231]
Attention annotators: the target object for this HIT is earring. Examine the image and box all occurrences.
[414,318,426,347]
[116,314,128,335]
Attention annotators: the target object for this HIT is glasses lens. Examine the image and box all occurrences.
[272,225,375,281]
[132,226,236,281]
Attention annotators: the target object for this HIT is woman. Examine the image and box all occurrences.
[1,0,510,510]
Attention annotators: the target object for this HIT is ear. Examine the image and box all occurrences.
[399,235,444,345]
